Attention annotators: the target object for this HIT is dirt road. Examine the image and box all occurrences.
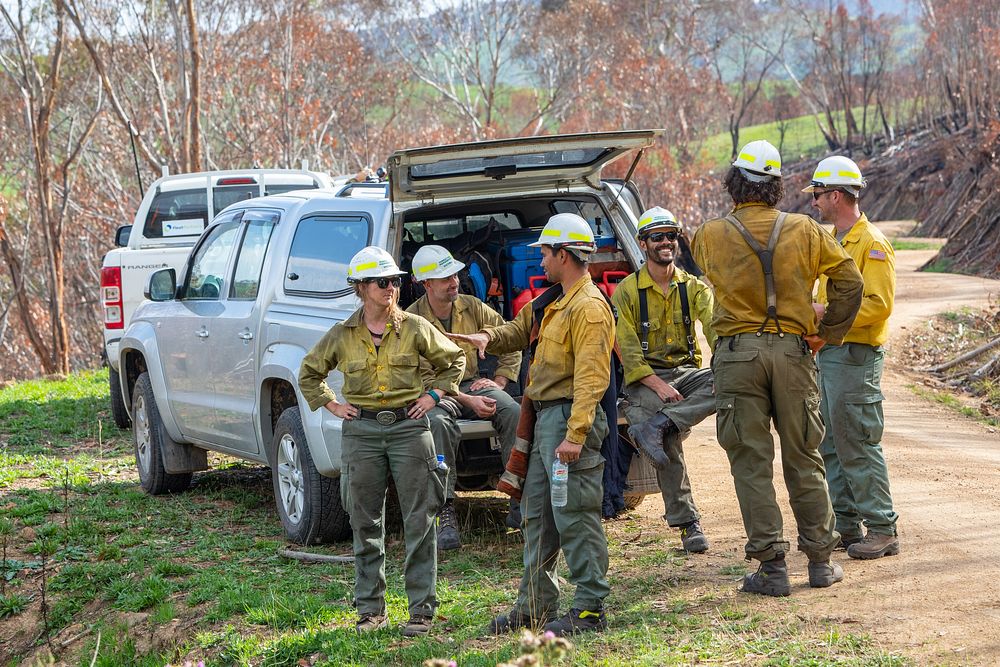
[638,231,1000,665]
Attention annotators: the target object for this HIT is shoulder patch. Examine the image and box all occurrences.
[868,248,887,261]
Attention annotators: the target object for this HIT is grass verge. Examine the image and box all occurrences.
[1,369,910,666]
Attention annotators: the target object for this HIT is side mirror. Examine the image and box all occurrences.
[115,225,132,247]
[146,268,177,301]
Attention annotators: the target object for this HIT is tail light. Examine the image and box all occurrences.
[101,266,124,329]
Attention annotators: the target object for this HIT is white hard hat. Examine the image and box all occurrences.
[637,206,680,238]
[528,213,596,253]
[347,246,405,282]
[732,140,782,181]
[411,244,465,280]
[802,155,866,194]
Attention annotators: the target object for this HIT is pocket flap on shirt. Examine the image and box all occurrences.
[343,359,367,373]
[390,352,418,367]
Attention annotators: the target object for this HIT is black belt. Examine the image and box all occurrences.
[532,398,573,412]
[358,407,410,425]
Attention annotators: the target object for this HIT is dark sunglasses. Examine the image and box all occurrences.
[366,276,402,289]
[642,230,680,243]
[812,189,837,201]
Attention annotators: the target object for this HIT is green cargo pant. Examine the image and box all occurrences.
[817,343,898,538]
[712,333,839,563]
[511,403,610,619]
[624,365,715,526]
[427,378,521,499]
[341,415,446,617]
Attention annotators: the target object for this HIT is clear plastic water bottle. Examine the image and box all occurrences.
[551,459,569,508]
[436,454,449,472]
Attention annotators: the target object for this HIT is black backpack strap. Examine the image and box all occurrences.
[724,212,789,337]
[677,280,696,361]
[635,270,650,355]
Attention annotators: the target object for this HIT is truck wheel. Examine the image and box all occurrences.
[271,407,351,544]
[109,366,132,429]
[132,372,192,494]
[623,493,646,511]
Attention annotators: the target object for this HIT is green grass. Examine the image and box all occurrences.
[0,371,911,666]
[909,385,1000,428]
[701,105,882,169]
[890,239,944,251]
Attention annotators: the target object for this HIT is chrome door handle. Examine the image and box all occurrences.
[238,331,254,341]
[196,329,209,338]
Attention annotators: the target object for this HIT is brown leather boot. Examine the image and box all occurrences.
[847,532,900,560]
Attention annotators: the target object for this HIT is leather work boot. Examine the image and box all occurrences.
[437,500,461,551]
[356,613,388,633]
[808,560,845,588]
[847,532,900,560]
[485,610,553,635]
[628,413,673,470]
[543,608,608,636]
[679,520,710,553]
[741,555,791,597]
[505,497,522,530]
[838,535,863,550]
[402,614,433,637]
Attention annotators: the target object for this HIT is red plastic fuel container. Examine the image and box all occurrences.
[599,270,629,297]
[512,275,549,315]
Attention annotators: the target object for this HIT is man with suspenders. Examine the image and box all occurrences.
[692,140,864,597]
[613,207,717,553]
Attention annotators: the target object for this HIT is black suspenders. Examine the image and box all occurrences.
[635,270,696,362]
[723,212,789,337]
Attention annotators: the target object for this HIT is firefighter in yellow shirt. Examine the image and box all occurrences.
[613,207,717,553]
[405,244,522,550]
[298,246,465,637]
[448,213,615,636]
[692,140,863,597]
[807,156,899,560]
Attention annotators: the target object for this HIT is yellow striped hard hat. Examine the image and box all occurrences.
[528,213,596,252]
[347,246,405,282]
[802,155,866,194]
[637,206,680,238]
[732,140,782,180]
[411,244,465,280]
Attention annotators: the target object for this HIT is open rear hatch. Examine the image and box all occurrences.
[387,130,662,207]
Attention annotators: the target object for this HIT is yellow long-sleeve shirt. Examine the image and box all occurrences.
[298,307,465,412]
[484,274,614,445]
[692,204,863,345]
[406,293,521,385]
[612,265,716,386]
[817,214,895,346]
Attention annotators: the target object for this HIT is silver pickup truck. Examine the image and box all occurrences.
[117,131,663,544]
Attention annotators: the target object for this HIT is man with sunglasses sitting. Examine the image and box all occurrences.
[611,207,717,553]
[804,156,900,561]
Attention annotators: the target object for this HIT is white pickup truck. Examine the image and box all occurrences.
[116,131,664,544]
[100,169,333,428]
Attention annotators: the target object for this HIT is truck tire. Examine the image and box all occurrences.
[132,372,192,494]
[623,493,646,511]
[270,407,351,544]
[109,366,132,429]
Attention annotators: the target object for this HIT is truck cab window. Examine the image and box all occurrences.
[230,211,280,300]
[285,216,371,296]
[143,189,209,239]
[182,218,241,300]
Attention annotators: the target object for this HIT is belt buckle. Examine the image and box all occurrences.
[376,410,398,426]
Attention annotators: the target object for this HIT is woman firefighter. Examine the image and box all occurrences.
[298,246,465,636]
